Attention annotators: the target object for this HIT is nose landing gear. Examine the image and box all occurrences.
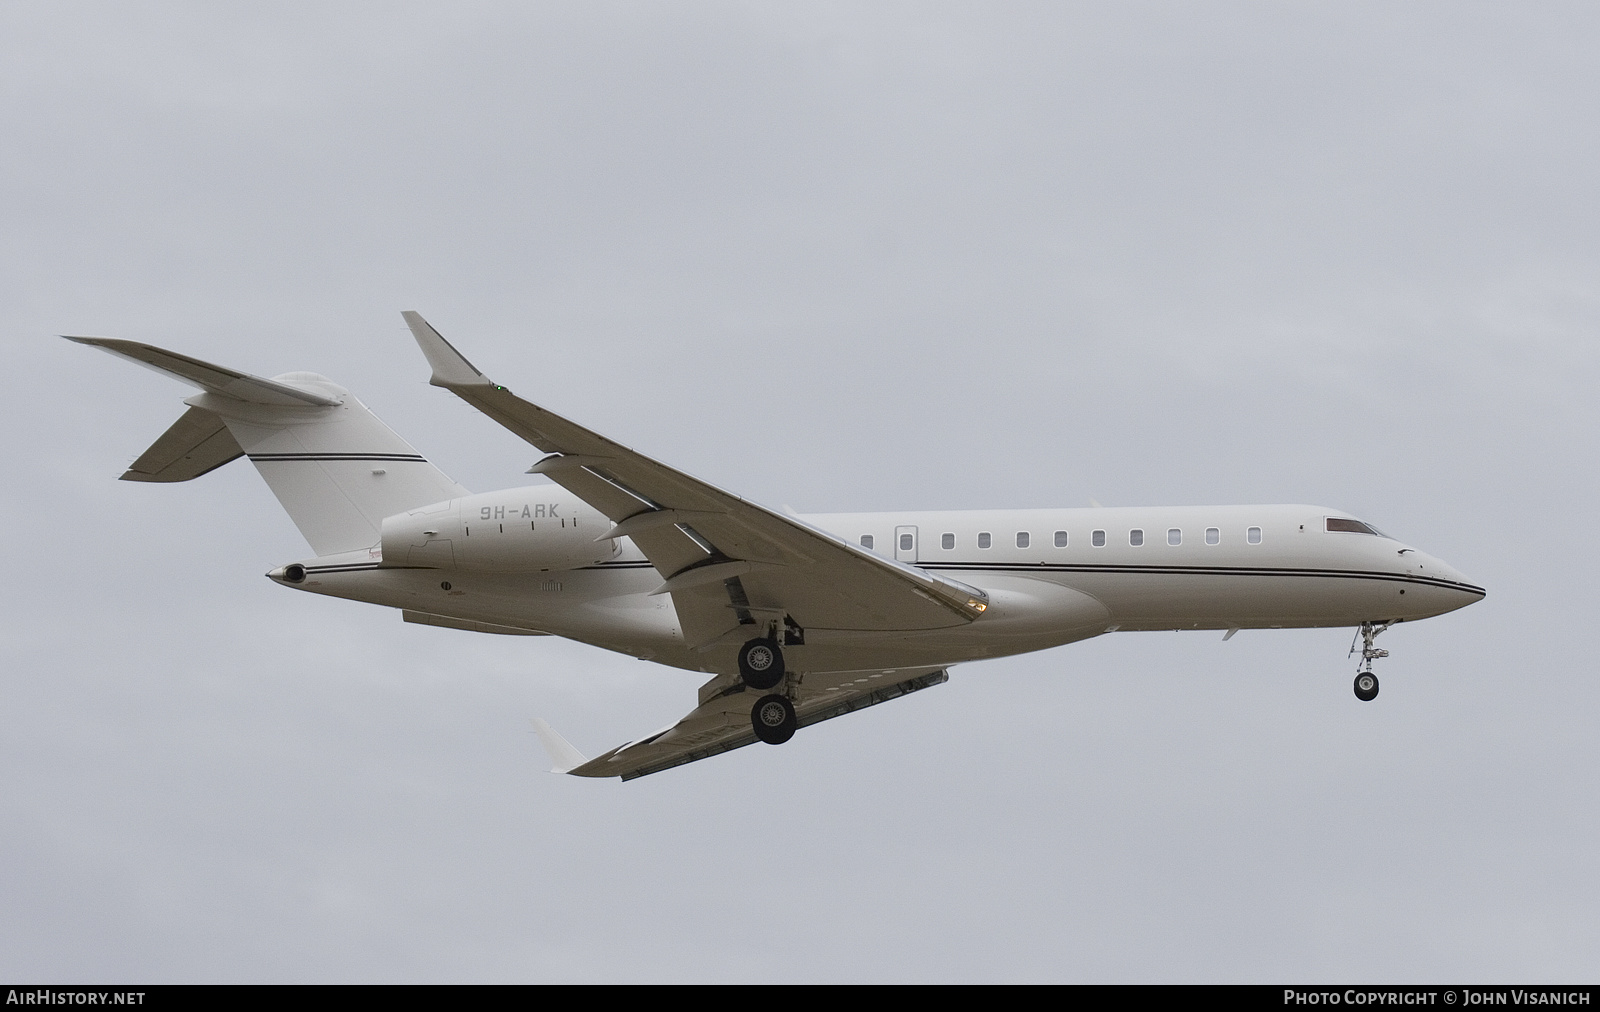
[1348,621,1393,702]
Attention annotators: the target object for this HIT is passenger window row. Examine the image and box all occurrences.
[863,527,1266,550]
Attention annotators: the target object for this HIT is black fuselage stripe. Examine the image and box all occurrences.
[307,562,656,573]
[298,559,1482,597]
[250,453,428,462]
[920,562,1484,594]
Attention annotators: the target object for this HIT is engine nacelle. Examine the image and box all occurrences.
[380,489,619,572]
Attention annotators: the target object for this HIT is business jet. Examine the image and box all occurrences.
[69,313,1485,780]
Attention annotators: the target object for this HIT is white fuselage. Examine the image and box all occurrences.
[275,493,1484,676]
[76,322,1490,774]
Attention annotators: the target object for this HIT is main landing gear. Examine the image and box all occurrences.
[737,636,785,690]
[1349,621,1393,702]
[751,693,797,744]
[738,634,798,743]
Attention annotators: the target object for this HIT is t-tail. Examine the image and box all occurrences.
[66,335,468,555]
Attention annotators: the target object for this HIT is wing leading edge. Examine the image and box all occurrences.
[400,312,988,653]
[402,311,981,779]
[402,312,983,778]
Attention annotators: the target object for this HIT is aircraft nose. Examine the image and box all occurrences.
[1409,550,1485,602]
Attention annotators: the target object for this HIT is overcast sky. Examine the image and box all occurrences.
[3,2,1597,982]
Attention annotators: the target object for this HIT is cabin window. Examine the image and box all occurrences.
[1206,527,1220,545]
[1054,530,1068,548]
[1092,529,1106,547]
[860,534,873,549]
[1168,528,1181,546]
[978,532,992,549]
[1129,528,1144,547]
[1016,532,1030,549]
[1247,526,1262,544]
[941,532,955,550]
[1326,517,1382,536]
[899,533,914,552]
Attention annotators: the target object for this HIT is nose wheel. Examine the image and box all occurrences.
[1348,621,1393,702]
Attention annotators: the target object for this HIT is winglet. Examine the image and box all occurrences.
[531,718,589,774]
[401,311,491,388]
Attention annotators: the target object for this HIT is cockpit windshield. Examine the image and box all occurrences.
[1326,517,1386,537]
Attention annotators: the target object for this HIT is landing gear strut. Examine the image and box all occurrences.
[737,636,785,690]
[1348,621,1392,702]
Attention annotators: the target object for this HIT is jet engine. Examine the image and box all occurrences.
[379,491,619,572]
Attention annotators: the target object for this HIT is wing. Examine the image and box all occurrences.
[563,667,951,781]
[401,312,988,654]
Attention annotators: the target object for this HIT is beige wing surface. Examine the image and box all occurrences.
[553,667,951,781]
[402,312,988,653]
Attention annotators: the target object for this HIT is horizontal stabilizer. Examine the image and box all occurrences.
[64,335,341,406]
[122,406,244,482]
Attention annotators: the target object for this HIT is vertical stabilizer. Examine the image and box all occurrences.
[192,381,469,555]
[70,336,470,555]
